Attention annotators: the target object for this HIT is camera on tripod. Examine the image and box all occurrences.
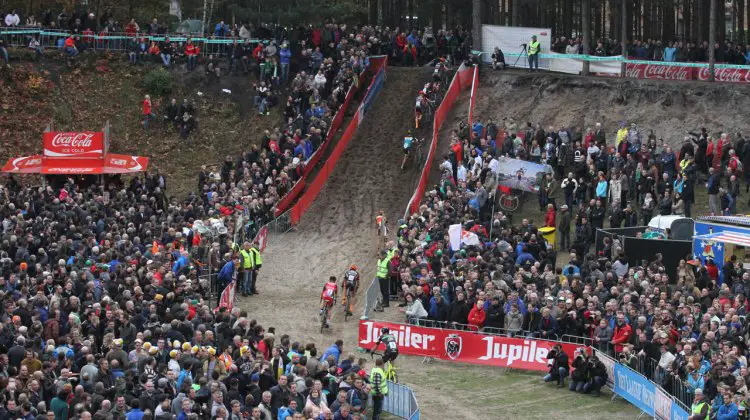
[520,43,527,47]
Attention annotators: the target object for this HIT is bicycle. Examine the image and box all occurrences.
[369,350,399,383]
[320,301,333,333]
[342,285,355,321]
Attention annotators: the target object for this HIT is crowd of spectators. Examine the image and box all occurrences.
[375,115,750,415]
[552,35,750,64]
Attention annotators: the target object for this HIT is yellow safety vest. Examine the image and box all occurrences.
[251,247,262,266]
[240,250,253,269]
[529,41,540,55]
[370,367,388,395]
[691,401,708,420]
[617,128,628,146]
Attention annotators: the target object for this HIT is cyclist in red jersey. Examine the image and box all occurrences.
[320,276,338,328]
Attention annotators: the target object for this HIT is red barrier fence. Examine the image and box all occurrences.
[273,60,372,217]
[405,63,476,217]
[290,56,388,225]
[358,320,579,371]
[273,179,305,217]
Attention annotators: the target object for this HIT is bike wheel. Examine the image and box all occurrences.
[320,307,327,333]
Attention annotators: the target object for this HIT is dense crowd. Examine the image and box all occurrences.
[0,162,389,420]
[552,36,750,64]
[375,116,750,416]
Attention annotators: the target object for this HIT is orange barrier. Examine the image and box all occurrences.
[405,63,475,217]
[290,56,389,224]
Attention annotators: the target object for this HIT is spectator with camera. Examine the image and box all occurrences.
[544,344,570,388]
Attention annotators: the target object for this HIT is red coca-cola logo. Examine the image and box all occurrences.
[697,67,750,83]
[51,132,95,148]
[626,63,691,80]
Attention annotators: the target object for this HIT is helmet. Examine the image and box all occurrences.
[350,264,358,271]
[381,327,390,334]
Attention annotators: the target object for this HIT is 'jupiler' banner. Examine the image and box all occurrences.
[358,320,579,371]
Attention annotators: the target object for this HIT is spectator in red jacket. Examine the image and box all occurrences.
[468,300,487,331]
[544,203,556,227]
[185,38,199,71]
[611,313,632,353]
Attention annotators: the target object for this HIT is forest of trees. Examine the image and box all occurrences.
[2,0,742,46]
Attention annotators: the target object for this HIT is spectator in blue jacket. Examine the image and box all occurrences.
[504,291,527,315]
[716,388,739,420]
[217,255,237,289]
[321,340,343,365]
[279,43,292,83]
[515,246,536,266]
[172,250,189,275]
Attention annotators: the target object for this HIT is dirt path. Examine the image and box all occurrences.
[238,64,447,406]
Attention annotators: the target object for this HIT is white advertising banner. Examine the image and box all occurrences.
[548,53,622,75]
[481,25,552,70]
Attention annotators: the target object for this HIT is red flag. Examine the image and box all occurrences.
[214,281,236,313]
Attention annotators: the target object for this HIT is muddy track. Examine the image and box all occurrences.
[239,66,430,341]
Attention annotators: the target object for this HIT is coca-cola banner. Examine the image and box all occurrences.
[358,320,580,371]
[695,67,750,83]
[43,132,105,158]
[625,62,750,84]
[625,63,693,81]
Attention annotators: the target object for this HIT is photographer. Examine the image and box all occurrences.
[528,35,541,71]
[569,348,589,392]
[583,355,608,397]
[543,344,570,388]
[618,344,638,369]
[491,47,506,70]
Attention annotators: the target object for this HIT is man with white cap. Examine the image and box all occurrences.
[689,388,708,420]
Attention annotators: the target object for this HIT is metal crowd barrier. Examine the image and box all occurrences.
[382,380,420,420]
[361,278,382,319]
[0,27,262,57]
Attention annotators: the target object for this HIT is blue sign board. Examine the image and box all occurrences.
[613,364,656,416]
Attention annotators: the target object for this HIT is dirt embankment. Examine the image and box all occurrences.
[473,70,750,147]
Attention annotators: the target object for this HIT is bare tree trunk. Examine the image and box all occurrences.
[377,0,383,26]
[709,0,716,81]
[739,0,745,44]
[512,0,519,26]
[582,0,591,75]
[621,0,627,76]
[473,0,482,50]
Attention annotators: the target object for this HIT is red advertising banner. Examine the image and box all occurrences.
[695,67,750,83]
[625,63,693,81]
[43,132,105,158]
[358,320,579,371]
[625,62,750,84]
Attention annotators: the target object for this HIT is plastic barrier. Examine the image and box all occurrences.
[383,381,420,420]
[404,63,475,217]
[358,320,579,371]
[290,56,388,224]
